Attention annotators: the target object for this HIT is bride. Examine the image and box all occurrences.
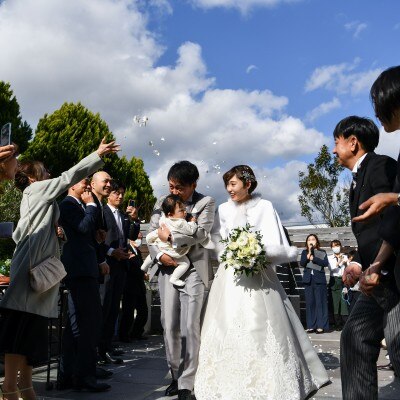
[194,165,329,400]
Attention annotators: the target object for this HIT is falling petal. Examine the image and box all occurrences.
[212,141,217,145]
[161,137,165,141]
[153,150,160,156]
[148,141,154,146]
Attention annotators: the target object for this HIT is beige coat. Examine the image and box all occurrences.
[0,152,103,318]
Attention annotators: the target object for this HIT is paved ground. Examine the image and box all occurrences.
[28,331,400,400]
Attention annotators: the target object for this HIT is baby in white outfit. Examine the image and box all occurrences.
[142,194,212,286]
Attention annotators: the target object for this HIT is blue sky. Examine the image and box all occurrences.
[1,0,399,222]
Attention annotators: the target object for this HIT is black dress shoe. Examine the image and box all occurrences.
[165,379,178,396]
[73,376,111,392]
[98,352,124,365]
[178,389,192,400]
[110,348,124,356]
[96,367,113,379]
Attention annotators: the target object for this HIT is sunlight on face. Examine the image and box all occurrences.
[226,175,251,203]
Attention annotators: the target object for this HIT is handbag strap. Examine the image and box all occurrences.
[26,192,61,271]
[27,192,33,270]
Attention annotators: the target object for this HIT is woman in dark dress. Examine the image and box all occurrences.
[300,234,329,334]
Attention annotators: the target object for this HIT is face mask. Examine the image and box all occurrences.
[134,239,142,247]
[332,246,341,254]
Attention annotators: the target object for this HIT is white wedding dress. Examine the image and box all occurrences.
[194,195,329,400]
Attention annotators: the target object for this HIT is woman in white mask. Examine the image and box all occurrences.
[328,240,349,331]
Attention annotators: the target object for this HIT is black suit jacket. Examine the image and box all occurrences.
[350,152,397,273]
[59,196,100,280]
[92,194,108,266]
[103,205,138,268]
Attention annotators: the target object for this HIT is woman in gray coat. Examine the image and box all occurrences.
[0,138,119,400]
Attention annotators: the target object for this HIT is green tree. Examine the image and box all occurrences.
[0,81,32,153]
[298,144,350,227]
[23,102,156,220]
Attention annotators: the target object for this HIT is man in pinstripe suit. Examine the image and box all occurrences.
[332,116,400,400]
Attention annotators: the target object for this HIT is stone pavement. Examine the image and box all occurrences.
[30,331,399,400]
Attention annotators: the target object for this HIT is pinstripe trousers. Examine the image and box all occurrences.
[340,284,400,400]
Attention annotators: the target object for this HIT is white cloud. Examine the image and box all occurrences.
[344,20,367,38]
[306,97,341,122]
[0,0,323,222]
[305,59,382,96]
[246,65,258,74]
[188,0,302,14]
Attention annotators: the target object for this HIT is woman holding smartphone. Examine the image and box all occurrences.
[300,234,329,334]
[0,138,119,400]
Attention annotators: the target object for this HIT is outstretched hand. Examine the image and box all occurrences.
[96,137,121,157]
[0,144,16,162]
[352,192,397,223]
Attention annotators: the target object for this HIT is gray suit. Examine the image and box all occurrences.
[147,191,215,391]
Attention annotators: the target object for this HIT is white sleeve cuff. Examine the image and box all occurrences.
[349,261,362,269]
[156,252,164,265]
[86,202,97,207]
[107,248,115,257]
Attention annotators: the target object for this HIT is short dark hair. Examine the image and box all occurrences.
[330,239,341,247]
[333,116,379,152]
[305,234,321,249]
[110,180,126,193]
[161,194,184,216]
[370,66,400,125]
[222,165,258,194]
[347,249,357,259]
[167,161,199,186]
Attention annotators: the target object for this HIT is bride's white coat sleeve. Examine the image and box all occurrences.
[263,207,298,265]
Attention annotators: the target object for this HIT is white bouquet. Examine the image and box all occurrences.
[220,223,269,277]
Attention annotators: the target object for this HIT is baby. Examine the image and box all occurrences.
[142,194,212,286]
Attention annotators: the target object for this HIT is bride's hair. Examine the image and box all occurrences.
[222,165,258,193]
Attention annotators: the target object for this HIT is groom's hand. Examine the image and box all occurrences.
[160,254,177,267]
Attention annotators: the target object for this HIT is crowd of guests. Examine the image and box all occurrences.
[0,139,150,399]
[300,236,356,334]
[1,64,400,400]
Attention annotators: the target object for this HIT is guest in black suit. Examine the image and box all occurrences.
[59,178,111,392]
[352,66,400,295]
[98,181,139,363]
[91,171,113,278]
[300,234,329,334]
[332,116,400,400]
[119,233,149,342]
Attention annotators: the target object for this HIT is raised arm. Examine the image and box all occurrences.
[30,138,120,203]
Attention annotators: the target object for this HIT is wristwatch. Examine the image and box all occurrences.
[397,193,400,207]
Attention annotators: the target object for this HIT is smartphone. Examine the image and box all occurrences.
[0,123,11,146]
[128,199,135,207]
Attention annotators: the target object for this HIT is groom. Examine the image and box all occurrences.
[147,161,215,400]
